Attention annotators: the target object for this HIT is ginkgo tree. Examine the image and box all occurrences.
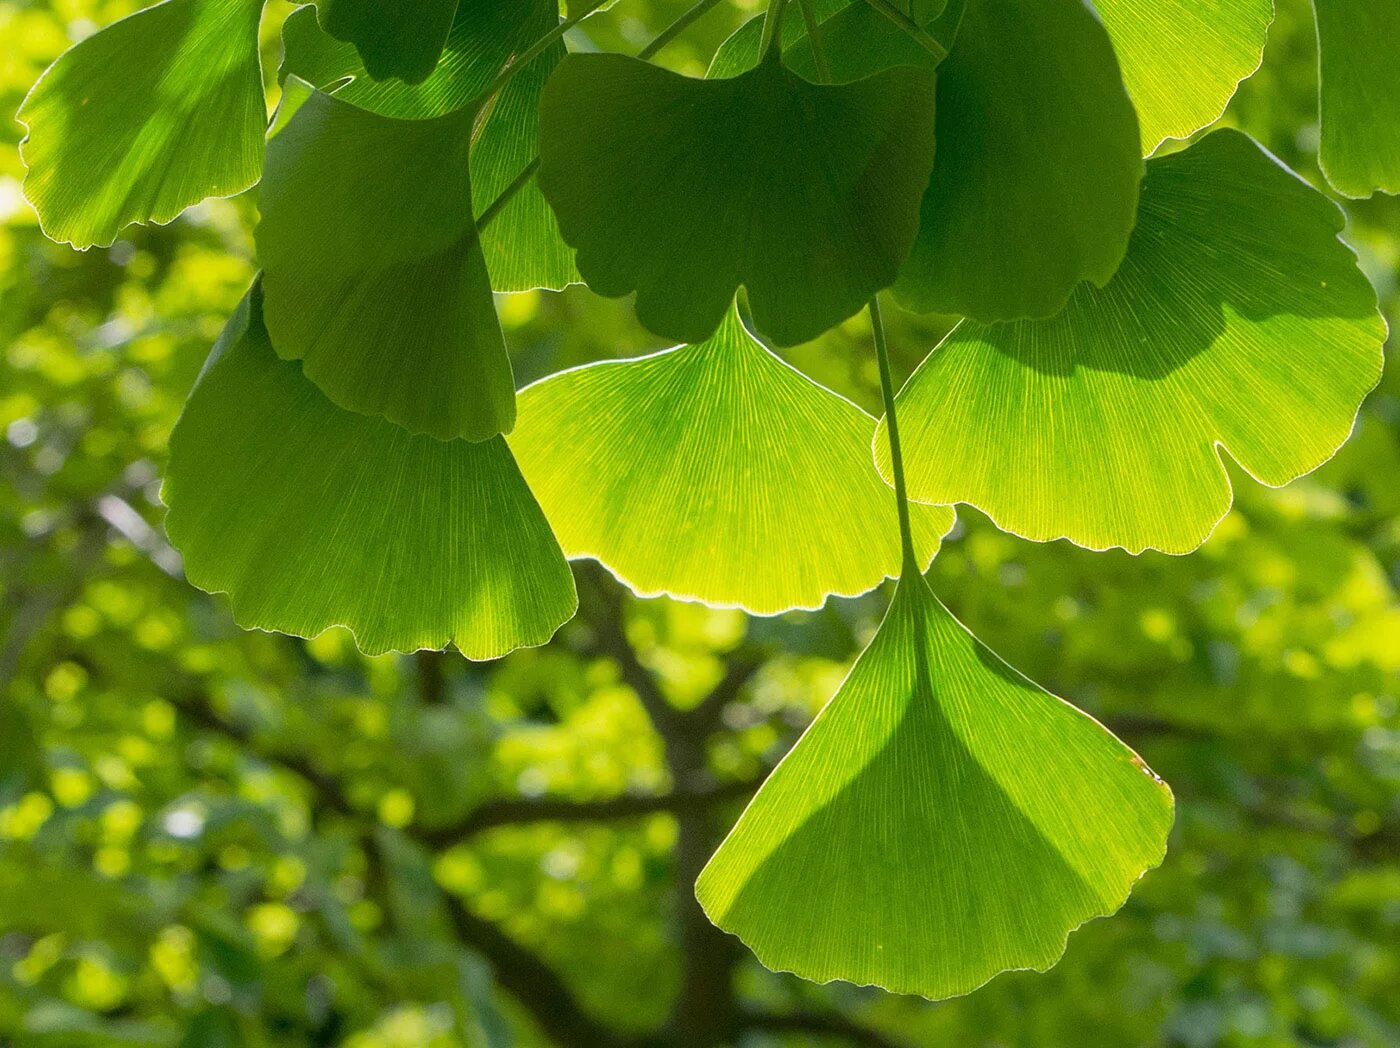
[15,0,1392,1006]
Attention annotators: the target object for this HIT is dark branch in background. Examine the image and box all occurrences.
[742,1009,915,1048]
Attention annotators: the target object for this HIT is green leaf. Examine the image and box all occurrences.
[1314,0,1400,198]
[1095,0,1273,154]
[697,573,1173,998]
[537,50,938,346]
[891,0,1142,321]
[256,88,514,441]
[509,304,955,615]
[882,130,1387,555]
[279,0,579,290]
[163,286,576,659]
[16,0,264,249]
[313,0,459,84]
[707,0,937,82]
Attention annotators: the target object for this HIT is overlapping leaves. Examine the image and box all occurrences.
[881,131,1386,554]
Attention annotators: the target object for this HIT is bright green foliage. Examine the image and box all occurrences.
[537,49,938,346]
[279,0,579,290]
[1094,0,1273,153]
[891,0,1142,321]
[697,572,1174,998]
[510,304,955,614]
[257,89,514,441]
[1313,0,1400,197]
[163,288,576,658]
[16,0,264,249]
[882,130,1386,554]
[314,0,459,84]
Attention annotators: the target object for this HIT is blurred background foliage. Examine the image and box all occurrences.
[1,0,1398,1045]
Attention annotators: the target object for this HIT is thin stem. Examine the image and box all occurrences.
[861,0,949,61]
[796,0,832,81]
[759,0,791,58]
[477,0,611,102]
[477,157,539,233]
[869,298,919,575]
[638,0,729,61]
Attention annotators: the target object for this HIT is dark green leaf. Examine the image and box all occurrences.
[1314,0,1400,198]
[313,0,460,84]
[537,50,938,346]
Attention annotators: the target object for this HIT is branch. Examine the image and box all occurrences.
[743,1010,913,1048]
[576,563,680,733]
[688,654,764,733]
[418,776,764,850]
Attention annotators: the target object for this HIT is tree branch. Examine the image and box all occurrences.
[742,1010,914,1048]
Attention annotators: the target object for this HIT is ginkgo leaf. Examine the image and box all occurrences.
[891,0,1142,322]
[1313,0,1400,198]
[16,0,264,249]
[256,88,513,442]
[509,304,955,615]
[1094,0,1273,154]
[537,49,938,346]
[881,130,1387,555]
[279,0,578,290]
[697,572,1173,999]
[163,286,576,659]
[314,0,459,84]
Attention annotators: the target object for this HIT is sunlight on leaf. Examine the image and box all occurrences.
[313,0,459,84]
[163,286,576,659]
[1094,0,1273,154]
[891,0,1142,321]
[1313,0,1400,198]
[17,0,264,249]
[257,88,513,442]
[882,130,1387,554]
[698,572,1173,998]
[537,49,937,346]
[280,0,578,289]
[509,304,954,615]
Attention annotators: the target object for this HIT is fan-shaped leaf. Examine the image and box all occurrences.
[1314,0,1400,198]
[17,0,264,249]
[510,305,954,615]
[279,0,578,289]
[163,287,576,659]
[697,573,1173,998]
[881,130,1387,554]
[537,49,938,346]
[1094,0,1273,154]
[313,0,459,84]
[891,0,1142,321]
[257,88,513,441]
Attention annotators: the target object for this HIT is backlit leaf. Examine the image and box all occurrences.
[891,0,1142,321]
[256,88,513,441]
[698,573,1173,998]
[163,287,576,658]
[313,0,459,84]
[1313,0,1400,198]
[1094,0,1273,154]
[17,0,264,249]
[882,130,1387,554]
[279,0,578,289]
[537,49,938,346]
[509,304,955,615]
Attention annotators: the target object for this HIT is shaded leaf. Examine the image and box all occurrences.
[537,49,938,346]
[163,286,576,658]
[280,0,578,289]
[891,0,1142,321]
[1095,0,1273,154]
[1313,0,1400,198]
[257,88,513,441]
[698,573,1173,998]
[17,0,264,249]
[883,130,1387,554]
[314,0,459,84]
[510,304,955,614]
